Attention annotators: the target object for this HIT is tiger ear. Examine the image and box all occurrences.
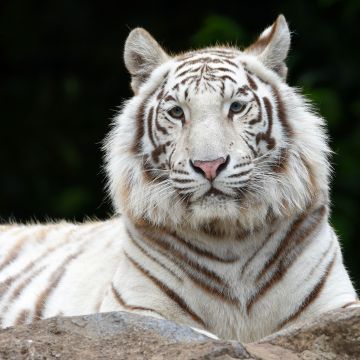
[124,28,169,93]
[244,15,290,79]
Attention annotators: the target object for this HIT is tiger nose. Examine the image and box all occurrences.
[190,156,229,181]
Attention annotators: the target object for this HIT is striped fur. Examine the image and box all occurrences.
[0,15,357,342]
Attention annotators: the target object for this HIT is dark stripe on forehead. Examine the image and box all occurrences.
[220,82,225,98]
[177,48,238,60]
[235,85,250,95]
[184,88,189,100]
[214,67,236,74]
[180,75,196,85]
[175,57,213,72]
[246,73,258,90]
[175,56,238,73]
[164,95,176,102]
[221,58,238,67]
[177,65,203,78]
[220,75,236,83]
[205,81,218,92]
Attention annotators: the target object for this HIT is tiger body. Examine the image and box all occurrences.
[0,221,121,326]
[0,15,357,342]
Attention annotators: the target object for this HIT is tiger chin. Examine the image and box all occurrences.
[0,15,358,342]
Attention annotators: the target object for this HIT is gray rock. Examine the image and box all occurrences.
[0,308,359,359]
[250,307,360,360]
[0,311,249,359]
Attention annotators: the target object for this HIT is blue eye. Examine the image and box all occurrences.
[230,101,245,113]
[169,106,184,119]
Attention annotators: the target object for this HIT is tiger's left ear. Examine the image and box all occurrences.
[244,15,290,79]
[124,28,170,94]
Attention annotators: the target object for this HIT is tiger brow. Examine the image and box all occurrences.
[164,95,176,102]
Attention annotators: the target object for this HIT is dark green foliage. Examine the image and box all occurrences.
[0,1,359,289]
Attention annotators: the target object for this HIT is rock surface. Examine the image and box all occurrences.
[0,308,359,359]
[251,307,360,360]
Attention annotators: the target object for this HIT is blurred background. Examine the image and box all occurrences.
[0,1,359,289]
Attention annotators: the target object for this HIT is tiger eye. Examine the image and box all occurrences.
[168,106,184,119]
[229,101,245,114]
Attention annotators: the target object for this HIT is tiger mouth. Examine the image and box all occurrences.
[193,187,235,203]
[204,188,229,197]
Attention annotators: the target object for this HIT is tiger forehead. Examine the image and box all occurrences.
[166,49,249,96]
[174,49,241,74]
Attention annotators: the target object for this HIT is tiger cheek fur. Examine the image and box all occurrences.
[0,15,358,342]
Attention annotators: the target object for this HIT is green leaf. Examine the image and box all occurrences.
[191,15,246,48]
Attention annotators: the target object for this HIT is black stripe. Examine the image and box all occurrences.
[127,230,183,281]
[248,92,262,126]
[227,169,252,178]
[277,253,336,329]
[132,87,158,154]
[172,178,194,184]
[34,249,84,320]
[147,107,156,147]
[125,252,206,326]
[168,231,240,263]
[246,206,326,313]
[257,206,326,281]
[136,228,227,286]
[111,283,165,316]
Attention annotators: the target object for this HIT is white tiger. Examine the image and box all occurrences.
[0,15,358,342]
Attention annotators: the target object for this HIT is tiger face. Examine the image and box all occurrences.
[106,16,329,229]
[142,53,286,204]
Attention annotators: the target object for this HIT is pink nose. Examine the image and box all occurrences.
[192,157,227,181]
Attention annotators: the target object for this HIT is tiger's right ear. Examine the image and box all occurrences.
[124,28,169,94]
[244,15,290,79]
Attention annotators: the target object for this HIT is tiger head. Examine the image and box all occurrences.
[105,15,330,232]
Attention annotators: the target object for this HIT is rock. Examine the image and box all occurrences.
[0,308,359,359]
[0,312,249,359]
[250,307,360,360]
